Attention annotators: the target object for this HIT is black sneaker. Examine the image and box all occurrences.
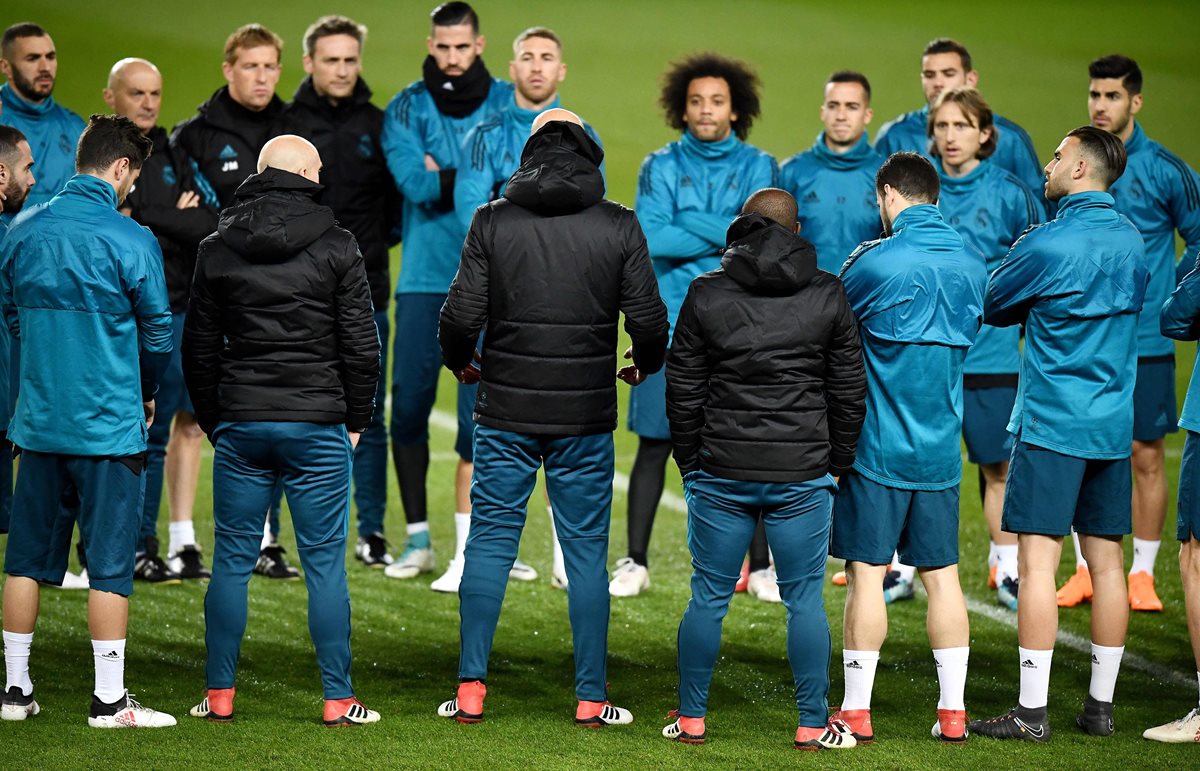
[88,691,176,728]
[1076,695,1114,736]
[355,532,393,568]
[168,545,212,580]
[134,537,182,585]
[969,706,1051,742]
[255,545,301,580]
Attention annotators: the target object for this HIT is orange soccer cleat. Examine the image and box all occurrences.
[1056,566,1093,607]
[1128,571,1163,612]
[831,571,848,586]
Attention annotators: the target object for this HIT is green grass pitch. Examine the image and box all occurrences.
[3,0,1200,767]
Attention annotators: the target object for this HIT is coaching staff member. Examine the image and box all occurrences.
[182,135,380,726]
[436,109,667,726]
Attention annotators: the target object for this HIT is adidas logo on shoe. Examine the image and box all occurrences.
[846,660,862,670]
[1020,659,1036,669]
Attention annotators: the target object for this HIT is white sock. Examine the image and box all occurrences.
[1130,538,1161,576]
[260,518,273,551]
[932,646,969,710]
[988,541,998,569]
[3,631,33,696]
[406,521,430,536]
[841,649,880,711]
[168,520,196,555]
[894,562,916,583]
[1089,643,1124,702]
[1017,646,1054,709]
[92,639,126,704]
[453,512,471,562]
[1072,530,1088,569]
[547,507,565,575]
[995,544,1019,584]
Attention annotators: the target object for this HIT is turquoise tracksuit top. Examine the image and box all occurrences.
[779,132,882,274]
[635,131,778,337]
[840,204,986,490]
[381,77,514,295]
[937,160,1043,375]
[874,104,1045,211]
[454,97,604,234]
[1112,122,1200,358]
[1161,255,1200,432]
[0,83,85,216]
[0,220,8,432]
[0,175,173,456]
[985,191,1147,459]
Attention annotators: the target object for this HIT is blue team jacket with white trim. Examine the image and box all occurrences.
[1161,252,1200,433]
[0,83,85,215]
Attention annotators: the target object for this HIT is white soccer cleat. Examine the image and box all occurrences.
[1,687,40,721]
[88,692,177,728]
[509,559,538,582]
[384,545,434,579]
[608,558,649,597]
[57,569,90,590]
[748,568,782,603]
[1143,707,1200,743]
[576,700,633,726]
[430,559,465,593]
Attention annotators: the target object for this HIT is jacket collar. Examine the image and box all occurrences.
[58,174,120,209]
[1055,190,1115,217]
[292,75,373,114]
[810,131,875,170]
[1124,121,1147,154]
[0,82,58,117]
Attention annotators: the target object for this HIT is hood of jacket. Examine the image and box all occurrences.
[218,167,334,262]
[721,213,818,295]
[503,120,605,215]
[195,86,283,140]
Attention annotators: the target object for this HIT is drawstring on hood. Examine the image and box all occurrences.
[721,213,818,295]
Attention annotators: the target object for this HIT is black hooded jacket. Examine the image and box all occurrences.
[125,126,219,312]
[182,168,380,436]
[666,214,867,482]
[439,121,669,435]
[275,76,400,311]
[170,86,285,208]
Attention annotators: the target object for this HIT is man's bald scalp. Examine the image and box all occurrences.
[742,188,798,230]
[531,107,582,135]
[258,134,320,175]
[107,57,160,90]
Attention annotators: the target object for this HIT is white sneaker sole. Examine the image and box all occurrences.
[1,701,40,720]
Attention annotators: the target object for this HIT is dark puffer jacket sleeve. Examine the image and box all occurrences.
[182,236,224,437]
[619,214,669,374]
[333,235,382,433]
[665,287,708,474]
[440,208,490,373]
[824,283,867,475]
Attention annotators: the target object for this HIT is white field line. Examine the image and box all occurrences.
[429,407,1194,689]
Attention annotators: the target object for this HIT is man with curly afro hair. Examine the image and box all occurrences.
[611,53,776,601]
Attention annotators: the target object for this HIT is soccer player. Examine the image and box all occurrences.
[1058,54,1200,613]
[380,2,513,586]
[447,25,602,591]
[0,23,84,212]
[0,125,34,541]
[662,189,866,749]
[436,110,667,726]
[618,52,777,599]
[104,57,218,584]
[829,152,986,744]
[970,127,1146,742]
[779,70,882,274]
[0,115,176,727]
[874,38,1043,204]
[1146,251,1200,741]
[276,15,400,569]
[183,135,381,726]
[172,23,297,578]
[929,87,1042,610]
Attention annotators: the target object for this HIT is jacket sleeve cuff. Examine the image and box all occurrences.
[829,455,855,477]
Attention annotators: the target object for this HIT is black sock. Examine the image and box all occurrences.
[626,438,672,568]
[393,443,430,525]
[748,519,770,572]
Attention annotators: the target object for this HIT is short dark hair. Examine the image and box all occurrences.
[0,125,27,162]
[828,70,871,102]
[928,87,997,160]
[923,37,972,73]
[76,114,153,174]
[431,2,479,33]
[1089,54,1142,96]
[2,22,47,58]
[660,52,761,140]
[876,152,939,203]
[304,15,366,57]
[1066,125,1127,188]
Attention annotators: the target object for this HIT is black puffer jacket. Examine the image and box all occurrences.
[439,121,669,435]
[126,126,219,312]
[667,213,866,482]
[183,168,380,436]
[275,77,400,311]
